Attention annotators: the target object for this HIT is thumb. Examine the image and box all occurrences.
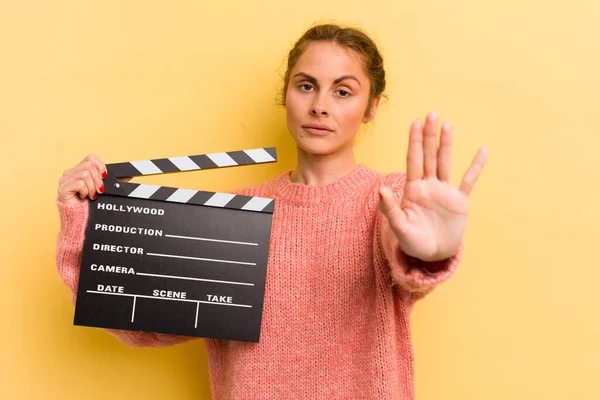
[378,186,406,232]
[379,186,410,241]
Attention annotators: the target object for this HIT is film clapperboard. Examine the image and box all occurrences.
[73,147,277,343]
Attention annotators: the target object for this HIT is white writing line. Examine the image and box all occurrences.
[131,296,137,322]
[86,290,252,308]
[146,252,255,266]
[165,234,258,246]
[136,272,254,286]
[195,303,199,328]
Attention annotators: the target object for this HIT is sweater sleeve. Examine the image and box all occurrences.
[375,173,463,302]
[55,198,195,347]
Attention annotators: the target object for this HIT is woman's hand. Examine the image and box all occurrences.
[378,112,488,262]
[57,154,107,207]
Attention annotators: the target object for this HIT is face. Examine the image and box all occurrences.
[285,41,379,157]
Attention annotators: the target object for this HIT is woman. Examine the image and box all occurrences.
[56,23,487,399]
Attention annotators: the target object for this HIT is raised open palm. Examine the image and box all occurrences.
[378,112,488,262]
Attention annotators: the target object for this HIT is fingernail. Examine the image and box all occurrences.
[430,111,438,119]
[91,193,96,200]
[102,171,107,179]
[99,185,104,193]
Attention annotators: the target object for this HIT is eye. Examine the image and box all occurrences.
[298,84,314,91]
[336,89,351,98]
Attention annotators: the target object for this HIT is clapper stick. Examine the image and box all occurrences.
[103,147,277,213]
[74,146,278,343]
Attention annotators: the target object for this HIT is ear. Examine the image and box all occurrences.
[362,96,381,124]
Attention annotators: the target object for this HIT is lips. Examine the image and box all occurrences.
[301,124,334,136]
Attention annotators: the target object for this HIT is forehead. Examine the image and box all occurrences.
[292,42,368,82]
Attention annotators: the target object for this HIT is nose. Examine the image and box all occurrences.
[310,94,329,117]
[311,106,328,116]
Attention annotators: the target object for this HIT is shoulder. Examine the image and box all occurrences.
[363,165,407,194]
[378,170,407,189]
[346,166,408,218]
[339,165,407,208]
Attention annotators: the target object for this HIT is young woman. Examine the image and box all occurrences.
[56,23,487,399]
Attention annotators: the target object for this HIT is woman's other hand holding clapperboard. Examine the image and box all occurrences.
[58,154,131,206]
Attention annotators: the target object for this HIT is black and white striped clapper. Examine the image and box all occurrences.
[74,147,277,343]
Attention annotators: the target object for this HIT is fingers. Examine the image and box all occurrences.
[423,112,439,178]
[86,154,108,179]
[58,154,107,205]
[407,113,450,182]
[437,122,453,182]
[69,162,105,193]
[60,179,90,201]
[79,154,107,179]
[58,171,95,202]
[406,120,424,182]
[459,147,489,195]
[82,168,103,197]
[68,169,101,200]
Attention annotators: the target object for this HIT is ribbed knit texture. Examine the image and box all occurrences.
[55,164,462,399]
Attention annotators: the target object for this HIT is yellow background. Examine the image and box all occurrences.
[1,0,599,399]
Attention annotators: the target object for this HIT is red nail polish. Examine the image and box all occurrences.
[91,193,96,200]
[99,185,104,193]
[102,171,107,179]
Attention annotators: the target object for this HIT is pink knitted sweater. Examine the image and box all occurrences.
[55,164,461,399]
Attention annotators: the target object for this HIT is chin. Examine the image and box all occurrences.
[294,137,346,157]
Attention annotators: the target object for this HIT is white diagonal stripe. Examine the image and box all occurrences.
[207,152,238,167]
[168,156,200,171]
[130,160,162,175]
[204,193,236,207]
[244,148,275,163]
[128,184,161,199]
[241,197,273,211]
[167,189,197,203]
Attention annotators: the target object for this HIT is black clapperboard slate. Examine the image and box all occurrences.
[73,147,277,343]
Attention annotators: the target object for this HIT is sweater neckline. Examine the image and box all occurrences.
[271,164,377,205]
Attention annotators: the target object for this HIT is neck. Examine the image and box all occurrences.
[290,144,358,186]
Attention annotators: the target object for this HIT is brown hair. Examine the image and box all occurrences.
[280,23,387,118]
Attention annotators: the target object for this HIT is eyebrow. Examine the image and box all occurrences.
[292,72,362,87]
